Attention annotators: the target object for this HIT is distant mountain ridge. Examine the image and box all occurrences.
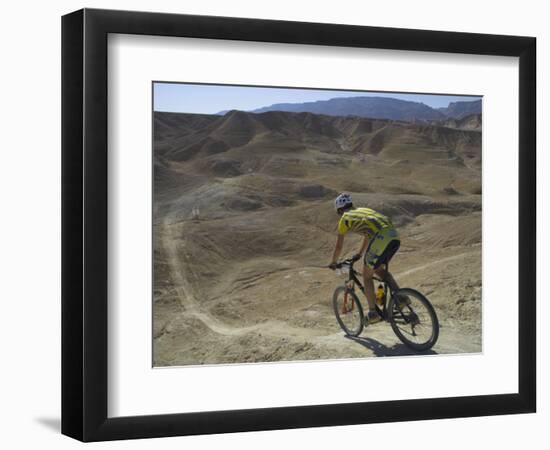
[250,96,445,121]
[216,96,481,122]
[437,99,482,119]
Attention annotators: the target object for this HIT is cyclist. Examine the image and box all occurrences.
[329,193,401,325]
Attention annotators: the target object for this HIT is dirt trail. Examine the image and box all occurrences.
[162,214,330,340]
[160,213,479,359]
[397,250,479,279]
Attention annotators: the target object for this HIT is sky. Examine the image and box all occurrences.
[153,82,481,114]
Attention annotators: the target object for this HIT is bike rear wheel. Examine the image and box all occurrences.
[333,286,364,337]
[388,288,439,351]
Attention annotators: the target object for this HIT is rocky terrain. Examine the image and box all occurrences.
[152,109,482,366]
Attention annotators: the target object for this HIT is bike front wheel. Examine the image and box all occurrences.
[388,288,439,351]
[332,286,364,337]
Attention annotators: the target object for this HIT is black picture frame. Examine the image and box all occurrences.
[61,8,536,442]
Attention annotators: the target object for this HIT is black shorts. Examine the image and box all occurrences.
[363,227,401,269]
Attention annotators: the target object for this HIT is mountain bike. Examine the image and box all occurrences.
[331,256,439,351]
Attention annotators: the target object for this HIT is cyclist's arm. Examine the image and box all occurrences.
[330,234,345,265]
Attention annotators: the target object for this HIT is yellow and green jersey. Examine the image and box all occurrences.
[337,207,393,238]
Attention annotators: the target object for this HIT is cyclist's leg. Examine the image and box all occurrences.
[362,264,383,324]
[374,264,399,292]
[363,236,382,319]
[372,230,411,308]
[370,227,401,292]
[362,264,377,311]
[374,244,400,291]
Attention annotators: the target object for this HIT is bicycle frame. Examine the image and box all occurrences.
[342,259,395,320]
[334,258,439,349]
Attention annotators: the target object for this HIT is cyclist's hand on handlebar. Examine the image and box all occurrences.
[351,253,362,262]
[328,262,338,270]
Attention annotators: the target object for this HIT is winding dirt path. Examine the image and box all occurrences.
[397,250,479,279]
[161,213,480,356]
[162,214,328,339]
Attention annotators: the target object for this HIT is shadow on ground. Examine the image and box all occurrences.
[345,335,437,357]
[35,417,60,433]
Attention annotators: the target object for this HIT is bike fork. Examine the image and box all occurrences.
[342,289,354,314]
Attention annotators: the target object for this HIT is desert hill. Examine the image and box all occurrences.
[434,113,482,131]
[153,109,482,366]
[438,99,482,119]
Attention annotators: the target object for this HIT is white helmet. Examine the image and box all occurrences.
[334,193,353,211]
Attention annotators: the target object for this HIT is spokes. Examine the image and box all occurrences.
[335,290,362,335]
[392,296,434,345]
